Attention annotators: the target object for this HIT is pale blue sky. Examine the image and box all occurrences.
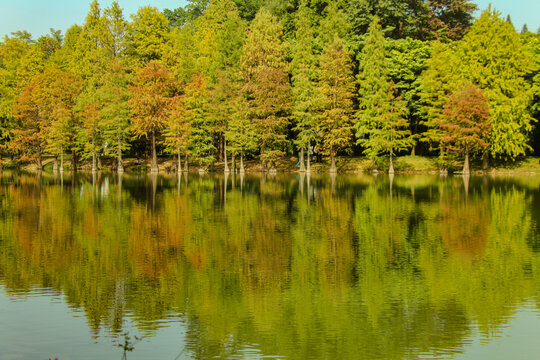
[0,0,188,39]
[0,0,538,40]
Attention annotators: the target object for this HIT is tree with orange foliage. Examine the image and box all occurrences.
[163,95,190,173]
[12,68,82,171]
[440,84,491,174]
[130,61,175,173]
[11,82,45,169]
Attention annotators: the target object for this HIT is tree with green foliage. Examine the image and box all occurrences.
[0,34,45,157]
[317,34,355,173]
[225,91,258,173]
[103,1,128,59]
[130,62,175,173]
[80,102,103,172]
[291,1,320,172]
[346,0,429,40]
[241,9,291,171]
[356,18,413,172]
[522,29,540,154]
[185,73,215,170]
[164,0,210,28]
[457,8,534,162]
[386,38,430,155]
[418,41,461,171]
[441,84,491,174]
[195,0,246,165]
[99,60,132,172]
[127,6,171,65]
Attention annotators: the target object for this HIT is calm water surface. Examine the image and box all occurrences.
[1,172,540,360]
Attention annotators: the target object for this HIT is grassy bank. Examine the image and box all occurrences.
[2,155,540,174]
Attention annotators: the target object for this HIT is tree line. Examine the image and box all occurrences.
[0,0,538,174]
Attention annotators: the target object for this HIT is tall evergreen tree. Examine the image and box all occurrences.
[291,1,320,172]
[356,18,412,172]
[317,35,355,173]
[417,40,461,170]
[127,6,171,65]
[99,60,132,172]
[440,84,491,174]
[130,62,175,173]
[185,73,215,170]
[241,9,291,171]
[457,8,534,161]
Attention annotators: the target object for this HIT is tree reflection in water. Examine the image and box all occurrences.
[0,172,539,359]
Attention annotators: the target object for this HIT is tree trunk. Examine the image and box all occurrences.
[71,149,76,171]
[463,149,470,175]
[299,148,305,172]
[232,153,236,174]
[389,152,395,175]
[60,148,64,173]
[151,131,158,173]
[218,133,224,161]
[224,140,230,173]
[306,150,311,173]
[184,154,189,173]
[269,160,277,174]
[330,152,337,173]
[92,133,97,173]
[177,150,182,173]
[240,152,245,174]
[260,147,265,172]
[482,152,489,171]
[118,146,124,174]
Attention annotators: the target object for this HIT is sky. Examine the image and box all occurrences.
[0,0,539,40]
[0,0,188,39]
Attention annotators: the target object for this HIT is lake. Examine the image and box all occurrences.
[1,172,539,360]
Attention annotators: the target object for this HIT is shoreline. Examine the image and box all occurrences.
[2,155,540,175]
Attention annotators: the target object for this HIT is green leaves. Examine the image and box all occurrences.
[356,18,412,163]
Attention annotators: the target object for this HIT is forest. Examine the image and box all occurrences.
[0,0,538,174]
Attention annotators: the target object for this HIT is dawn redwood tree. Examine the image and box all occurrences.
[440,84,491,175]
[386,38,431,155]
[163,95,190,173]
[0,34,45,157]
[80,102,102,172]
[225,91,258,173]
[98,60,132,173]
[356,18,413,172]
[11,82,45,169]
[457,8,534,163]
[291,0,320,173]
[127,6,171,64]
[130,61,175,173]
[317,34,355,174]
[185,73,215,171]
[418,40,461,171]
[241,9,291,172]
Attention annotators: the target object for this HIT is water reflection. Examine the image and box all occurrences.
[0,172,540,359]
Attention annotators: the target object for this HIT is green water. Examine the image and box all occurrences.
[1,172,540,360]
